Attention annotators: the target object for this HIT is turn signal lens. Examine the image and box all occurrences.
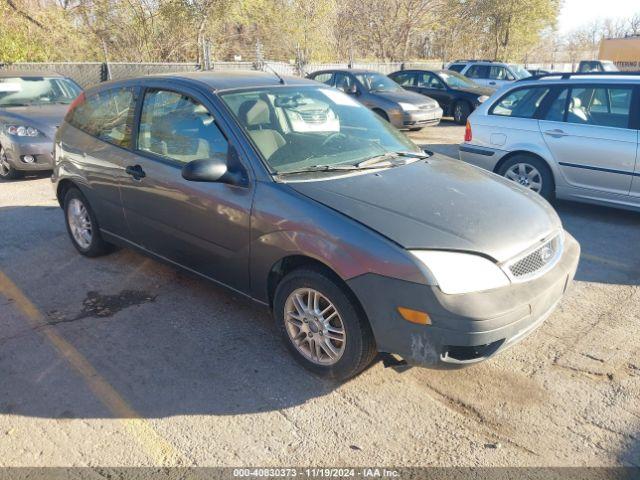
[397,307,431,325]
[464,120,472,142]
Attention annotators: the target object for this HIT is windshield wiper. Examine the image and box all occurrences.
[355,151,429,168]
[278,151,429,176]
[278,164,385,175]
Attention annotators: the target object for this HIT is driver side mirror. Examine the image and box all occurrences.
[182,157,227,182]
[347,83,359,95]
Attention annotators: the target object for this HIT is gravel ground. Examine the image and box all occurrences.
[0,123,638,467]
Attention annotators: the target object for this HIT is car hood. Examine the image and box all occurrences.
[0,104,69,138]
[288,156,562,263]
[374,89,437,107]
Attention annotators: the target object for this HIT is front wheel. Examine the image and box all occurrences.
[373,109,390,122]
[0,146,21,180]
[497,155,555,200]
[274,268,376,381]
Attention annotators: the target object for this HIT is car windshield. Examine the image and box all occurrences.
[354,72,403,93]
[439,71,478,88]
[508,65,531,79]
[0,77,81,107]
[220,86,421,175]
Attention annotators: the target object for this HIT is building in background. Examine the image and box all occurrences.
[599,36,640,71]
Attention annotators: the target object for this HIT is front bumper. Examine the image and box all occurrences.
[347,232,580,368]
[389,108,443,129]
[402,107,443,128]
[1,135,54,171]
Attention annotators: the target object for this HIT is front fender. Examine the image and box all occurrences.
[248,182,428,303]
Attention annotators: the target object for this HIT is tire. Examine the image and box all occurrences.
[453,101,471,125]
[0,145,22,180]
[63,187,112,257]
[274,267,377,381]
[497,154,555,200]
[373,109,390,122]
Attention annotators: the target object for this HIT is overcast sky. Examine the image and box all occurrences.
[558,0,639,33]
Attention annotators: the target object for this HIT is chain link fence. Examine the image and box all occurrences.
[0,60,578,89]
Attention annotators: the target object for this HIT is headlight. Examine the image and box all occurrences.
[398,102,420,112]
[478,95,489,103]
[7,125,40,137]
[410,250,510,294]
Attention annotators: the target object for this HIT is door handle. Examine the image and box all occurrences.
[544,129,569,138]
[125,164,146,180]
[489,81,496,85]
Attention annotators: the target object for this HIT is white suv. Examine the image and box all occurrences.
[447,60,531,90]
[459,73,640,211]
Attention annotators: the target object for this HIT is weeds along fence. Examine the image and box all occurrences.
[0,60,574,89]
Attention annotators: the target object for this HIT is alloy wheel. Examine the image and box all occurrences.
[454,104,463,123]
[284,288,346,365]
[504,163,542,193]
[67,198,93,249]
[0,147,11,178]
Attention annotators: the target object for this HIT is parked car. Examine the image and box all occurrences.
[459,72,640,211]
[527,69,551,76]
[577,60,619,73]
[307,69,442,130]
[0,71,82,180]
[446,60,531,90]
[389,69,493,124]
[54,71,579,380]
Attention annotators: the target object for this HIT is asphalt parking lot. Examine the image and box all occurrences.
[0,121,639,467]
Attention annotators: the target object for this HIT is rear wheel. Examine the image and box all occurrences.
[453,101,471,125]
[0,146,21,180]
[274,268,376,381]
[497,154,554,200]
[63,187,112,257]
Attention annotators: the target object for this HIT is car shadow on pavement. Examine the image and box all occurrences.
[553,200,640,286]
[0,205,341,420]
[621,434,640,467]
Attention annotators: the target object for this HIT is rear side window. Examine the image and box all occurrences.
[312,73,332,85]
[448,64,465,73]
[466,65,489,79]
[544,88,568,122]
[67,87,136,148]
[138,89,228,164]
[391,72,414,86]
[333,72,355,93]
[566,86,632,128]
[490,87,550,118]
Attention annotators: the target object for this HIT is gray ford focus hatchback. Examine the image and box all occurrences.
[53,71,580,380]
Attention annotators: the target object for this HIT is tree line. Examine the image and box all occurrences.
[0,0,635,65]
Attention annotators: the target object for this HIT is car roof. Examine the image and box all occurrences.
[95,70,318,92]
[516,74,640,86]
[392,69,448,74]
[0,70,65,78]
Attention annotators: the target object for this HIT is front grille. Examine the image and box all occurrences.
[297,110,328,123]
[507,235,562,280]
